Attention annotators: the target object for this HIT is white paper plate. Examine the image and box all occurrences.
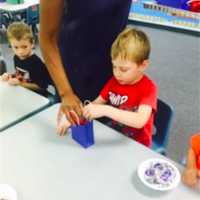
[137,158,181,191]
[0,184,17,200]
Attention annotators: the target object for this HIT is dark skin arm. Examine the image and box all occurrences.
[39,0,82,125]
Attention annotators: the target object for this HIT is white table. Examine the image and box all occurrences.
[0,103,199,199]
[0,0,39,12]
[0,82,50,131]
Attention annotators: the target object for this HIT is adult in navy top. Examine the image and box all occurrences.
[40,0,131,124]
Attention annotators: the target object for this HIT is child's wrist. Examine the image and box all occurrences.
[103,105,111,118]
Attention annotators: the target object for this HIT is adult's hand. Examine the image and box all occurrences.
[60,91,83,125]
[56,106,71,136]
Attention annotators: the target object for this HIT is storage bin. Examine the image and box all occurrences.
[6,0,24,4]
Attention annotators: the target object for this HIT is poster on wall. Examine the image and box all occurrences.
[129,0,200,32]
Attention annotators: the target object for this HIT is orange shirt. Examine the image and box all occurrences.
[191,133,200,169]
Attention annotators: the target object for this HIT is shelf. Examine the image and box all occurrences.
[128,1,200,33]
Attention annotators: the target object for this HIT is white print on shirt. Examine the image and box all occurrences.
[108,91,128,106]
[16,67,30,80]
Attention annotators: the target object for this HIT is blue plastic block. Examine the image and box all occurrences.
[71,121,94,148]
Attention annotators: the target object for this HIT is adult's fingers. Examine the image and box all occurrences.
[60,92,84,124]
[61,104,83,125]
[57,106,63,124]
[65,111,77,126]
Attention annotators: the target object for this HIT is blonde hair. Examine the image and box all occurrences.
[7,22,34,44]
[111,26,150,64]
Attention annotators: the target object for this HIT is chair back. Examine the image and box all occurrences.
[26,5,39,25]
[153,99,174,154]
[0,51,7,75]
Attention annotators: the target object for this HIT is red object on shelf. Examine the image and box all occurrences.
[190,0,200,12]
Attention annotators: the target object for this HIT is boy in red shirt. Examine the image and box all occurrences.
[182,132,200,187]
[82,27,157,147]
[57,27,157,147]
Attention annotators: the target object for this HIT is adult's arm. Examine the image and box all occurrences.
[39,0,82,123]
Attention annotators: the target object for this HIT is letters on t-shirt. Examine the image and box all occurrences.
[108,91,128,106]
[16,66,30,81]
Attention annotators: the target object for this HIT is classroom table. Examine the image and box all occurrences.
[0,81,50,131]
[0,103,199,199]
[0,0,39,12]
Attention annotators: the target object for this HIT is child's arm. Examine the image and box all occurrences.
[83,104,152,129]
[92,96,107,104]
[8,78,42,92]
[186,148,197,169]
[182,148,198,187]
[19,82,42,92]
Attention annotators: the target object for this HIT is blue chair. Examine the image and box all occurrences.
[25,4,39,38]
[152,99,174,155]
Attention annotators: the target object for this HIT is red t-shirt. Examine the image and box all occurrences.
[191,133,200,169]
[100,75,157,147]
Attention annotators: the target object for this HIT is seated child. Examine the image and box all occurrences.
[0,22,52,96]
[182,132,200,187]
[57,27,157,147]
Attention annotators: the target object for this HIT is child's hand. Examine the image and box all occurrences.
[0,73,10,81]
[57,107,71,136]
[182,168,198,187]
[15,73,25,82]
[8,77,20,86]
[83,103,106,120]
[198,170,200,177]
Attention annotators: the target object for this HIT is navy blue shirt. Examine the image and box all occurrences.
[14,54,52,90]
[59,0,131,101]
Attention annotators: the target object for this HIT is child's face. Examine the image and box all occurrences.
[112,57,148,85]
[10,38,33,60]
